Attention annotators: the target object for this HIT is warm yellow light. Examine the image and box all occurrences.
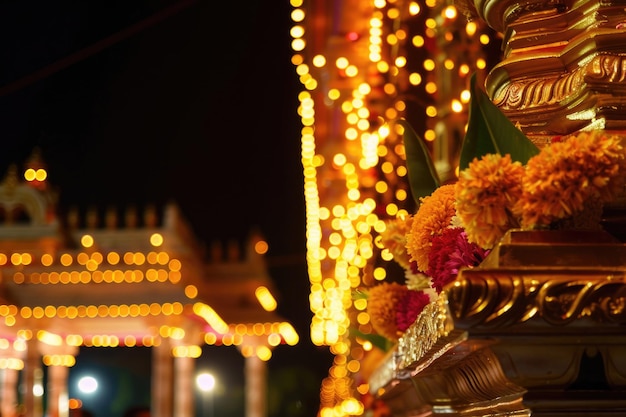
[412,35,424,47]
[185,285,198,299]
[291,38,305,52]
[193,303,228,334]
[37,330,62,346]
[409,2,421,15]
[466,21,477,36]
[333,153,347,167]
[290,25,304,39]
[150,233,163,247]
[279,322,299,345]
[24,168,36,181]
[60,254,73,267]
[81,235,94,248]
[409,72,422,86]
[423,60,436,72]
[312,54,326,67]
[345,65,358,77]
[256,346,272,361]
[291,8,304,22]
[255,286,278,312]
[443,5,457,19]
[451,99,463,113]
[335,57,349,69]
[425,82,437,95]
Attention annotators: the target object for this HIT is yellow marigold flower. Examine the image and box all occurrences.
[455,154,524,249]
[515,130,626,228]
[366,282,409,341]
[405,184,456,272]
[379,215,413,270]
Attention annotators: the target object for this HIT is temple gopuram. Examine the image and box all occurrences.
[0,153,298,417]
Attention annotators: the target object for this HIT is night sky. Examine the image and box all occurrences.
[0,1,331,416]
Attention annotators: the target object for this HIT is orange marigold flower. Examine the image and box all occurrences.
[405,184,456,272]
[514,130,626,228]
[455,153,524,249]
[366,282,410,341]
[379,215,413,270]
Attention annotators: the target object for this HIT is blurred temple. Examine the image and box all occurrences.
[0,152,298,417]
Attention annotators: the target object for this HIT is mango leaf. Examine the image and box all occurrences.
[459,73,540,170]
[352,289,369,300]
[397,119,440,205]
[350,327,394,353]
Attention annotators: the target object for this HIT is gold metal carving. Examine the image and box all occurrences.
[448,230,626,328]
[448,270,626,328]
[368,294,455,394]
[396,293,455,370]
[455,0,626,141]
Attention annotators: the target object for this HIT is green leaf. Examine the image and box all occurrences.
[397,119,440,205]
[352,289,369,300]
[350,327,394,352]
[459,73,540,170]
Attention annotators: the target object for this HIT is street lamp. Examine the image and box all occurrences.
[196,372,215,417]
[77,376,98,394]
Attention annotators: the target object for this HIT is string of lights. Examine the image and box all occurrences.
[289,0,500,414]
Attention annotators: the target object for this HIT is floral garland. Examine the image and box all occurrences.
[362,88,626,346]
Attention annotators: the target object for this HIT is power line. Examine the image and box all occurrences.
[0,0,196,97]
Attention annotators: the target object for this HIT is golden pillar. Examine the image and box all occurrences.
[0,368,19,417]
[151,343,173,417]
[457,0,626,145]
[173,355,195,417]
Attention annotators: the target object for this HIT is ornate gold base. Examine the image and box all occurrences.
[371,230,626,416]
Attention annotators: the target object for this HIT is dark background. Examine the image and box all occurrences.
[0,1,331,416]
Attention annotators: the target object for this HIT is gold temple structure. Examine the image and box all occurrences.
[289,0,626,415]
[0,155,298,417]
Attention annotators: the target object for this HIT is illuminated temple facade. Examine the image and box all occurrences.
[289,0,626,416]
[0,155,298,417]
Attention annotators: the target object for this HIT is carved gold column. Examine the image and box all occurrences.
[456,0,626,145]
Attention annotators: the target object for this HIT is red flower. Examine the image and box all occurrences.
[426,228,489,292]
[395,290,430,332]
